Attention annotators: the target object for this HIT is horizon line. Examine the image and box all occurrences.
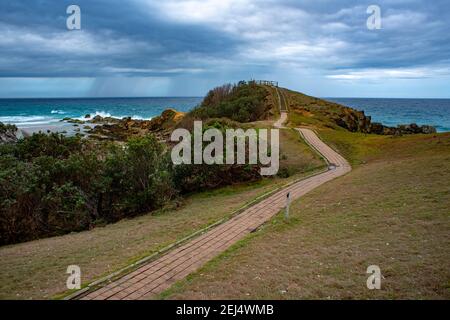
[1,96,450,100]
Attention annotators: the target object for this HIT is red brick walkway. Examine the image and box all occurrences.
[78,125,350,300]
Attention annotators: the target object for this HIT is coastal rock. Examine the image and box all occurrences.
[284,89,437,136]
[91,115,104,123]
[331,109,372,133]
[420,125,437,134]
[0,122,19,144]
[147,109,185,131]
[395,123,437,135]
[62,117,85,124]
[89,115,121,124]
[333,113,436,136]
[85,108,186,141]
[382,126,398,135]
[370,122,384,134]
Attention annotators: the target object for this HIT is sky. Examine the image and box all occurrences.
[0,0,449,98]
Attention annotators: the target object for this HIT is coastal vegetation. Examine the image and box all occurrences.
[0,82,278,245]
[190,81,270,122]
[0,129,323,299]
[0,123,19,144]
[0,133,174,245]
[0,126,274,245]
[283,88,436,135]
[0,82,440,246]
[161,131,450,300]
[0,82,446,300]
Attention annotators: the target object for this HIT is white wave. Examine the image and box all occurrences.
[77,111,111,120]
[80,111,152,121]
[15,120,60,126]
[0,115,54,123]
[51,109,66,115]
[94,111,112,118]
[0,115,60,127]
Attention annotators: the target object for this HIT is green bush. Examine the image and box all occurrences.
[0,81,273,245]
[191,81,268,122]
[101,136,174,218]
[0,133,175,245]
[172,119,262,194]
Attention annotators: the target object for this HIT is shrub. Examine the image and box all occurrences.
[191,81,269,122]
[101,135,175,218]
[0,133,176,245]
[172,119,262,194]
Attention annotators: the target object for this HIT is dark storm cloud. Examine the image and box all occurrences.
[0,0,449,97]
[0,0,242,77]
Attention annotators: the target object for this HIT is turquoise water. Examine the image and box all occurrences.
[0,97,202,128]
[0,97,449,132]
[327,98,450,133]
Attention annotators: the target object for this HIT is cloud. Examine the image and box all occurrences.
[0,0,450,97]
[0,23,156,56]
[101,67,205,75]
[326,67,450,81]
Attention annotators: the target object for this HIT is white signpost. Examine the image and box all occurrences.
[285,192,291,220]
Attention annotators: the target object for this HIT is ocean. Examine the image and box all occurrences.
[0,97,203,130]
[0,97,449,133]
[326,98,450,133]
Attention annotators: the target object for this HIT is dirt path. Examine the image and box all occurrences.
[274,111,288,128]
[276,87,288,112]
[76,113,351,300]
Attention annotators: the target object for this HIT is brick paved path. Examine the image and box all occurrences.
[78,124,350,300]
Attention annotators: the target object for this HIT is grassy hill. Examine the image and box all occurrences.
[1,82,448,299]
[0,82,324,298]
[161,131,450,300]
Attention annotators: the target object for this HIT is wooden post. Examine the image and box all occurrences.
[285,192,291,220]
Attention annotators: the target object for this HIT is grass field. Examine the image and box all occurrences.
[162,132,450,300]
[0,128,323,300]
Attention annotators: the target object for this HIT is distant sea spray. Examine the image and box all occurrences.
[51,110,67,115]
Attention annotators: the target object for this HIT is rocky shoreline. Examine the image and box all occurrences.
[62,108,185,141]
[1,107,437,145]
[330,107,436,135]
[76,107,437,141]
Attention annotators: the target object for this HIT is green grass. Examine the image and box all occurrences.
[161,132,450,300]
[0,128,324,300]
[318,128,449,166]
[0,180,279,300]
[283,88,345,130]
[279,128,324,175]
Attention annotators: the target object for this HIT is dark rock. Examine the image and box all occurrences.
[0,122,19,144]
[395,123,436,135]
[61,117,85,124]
[91,115,103,123]
[420,125,437,134]
[382,127,398,135]
[85,108,185,142]
[370,122,384,134]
